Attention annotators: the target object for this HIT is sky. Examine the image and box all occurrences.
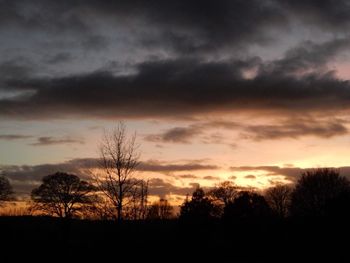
[1,0,350,202]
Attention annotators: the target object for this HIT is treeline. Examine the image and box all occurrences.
[1,167,350,221]
[180,168,350,221]
[1,123,350,221]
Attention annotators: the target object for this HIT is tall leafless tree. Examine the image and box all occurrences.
[95,122,141,222]
[265,184,292,218]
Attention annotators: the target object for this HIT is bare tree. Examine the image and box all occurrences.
[147,199,173,220]
[0,176,14,205]
[95,122,141,222]
[31,172,96,218]
[207,181,238,206]
[125,179,149,220]
[265,184,292,218]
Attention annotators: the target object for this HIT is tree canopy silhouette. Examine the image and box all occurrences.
[290,168,350,217]
[31,172,96,218]
[0,176,13,204]
[224,191,271,220]
[180,187,216,221]
[207,181,238,206]
[265,185,292,218]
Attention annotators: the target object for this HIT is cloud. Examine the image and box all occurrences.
[241,120,348,140]
[30,136,85,146]
[0,134,32,140]
[144,122,240,144]
[2,1,350,55]
[262,37,350,76]
[45,52,72,64]
[177,174,198,179]
[138,160,219,172]
[145,117,349,145]
[2,53,350,121]
[282,0,350,31]
[231,166,303,182]
[230,165,350,182]
[80,35,109,51]
[0,0,288,54]
[2,1,350,122]
[144,126,202,143]
[148,178,198,199]
[203,175,221,180]
[0,158,219,197]
[244,175,257,179]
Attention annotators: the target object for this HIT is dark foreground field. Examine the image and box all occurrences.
[1,217,349,262]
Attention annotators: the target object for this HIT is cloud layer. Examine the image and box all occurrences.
[0,158,218,197]
[1,1,350,120]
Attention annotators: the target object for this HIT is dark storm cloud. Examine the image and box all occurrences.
[0,1,89,34]
[0,0,287,54]
[80,35,110,51]
[29,136,85,146]
[44,52,73,64]
[0,59,34,80]
[1,1,350,120]
[2,54,350,120]
[262,37,350,75]
[281,0,350,31]
[1,0,347,55]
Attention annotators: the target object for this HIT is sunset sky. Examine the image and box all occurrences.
[2,0,350,202]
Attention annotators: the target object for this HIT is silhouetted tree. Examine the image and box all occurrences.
[207,181,238,206]
[290,168,350,217]
[0,176,14,205]
[180,187,216,221]
[147,199,173,220]
[325,190,350,218]
[125,179,149,220]
[224,191,271,220]
[31,172,96,218]
[265,185,292,218]
[94,122,140,222]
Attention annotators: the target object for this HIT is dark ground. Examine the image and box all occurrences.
[1,216,349,262]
